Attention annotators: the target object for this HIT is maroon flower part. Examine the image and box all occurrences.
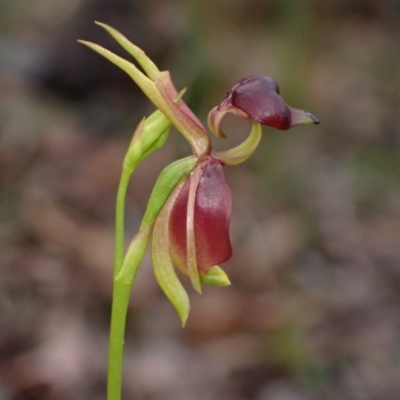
[152,155,232,304]
[209,75,319,139]
[169,156,232,275]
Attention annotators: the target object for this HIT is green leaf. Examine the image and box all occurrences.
[116,225,153,285]
[140,156,198,229]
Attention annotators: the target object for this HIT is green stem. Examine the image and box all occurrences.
[114,165,133,276]
[108,163,137,400]
[107,135,189,399]
[107,281,131,400]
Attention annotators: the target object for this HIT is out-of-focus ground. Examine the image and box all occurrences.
[1,1,400,399]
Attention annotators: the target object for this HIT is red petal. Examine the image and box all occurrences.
[229,75,292,130]
[169,156,232,274]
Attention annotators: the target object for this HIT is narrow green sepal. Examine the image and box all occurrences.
[152,180,191,326]
[116,225,153,285]
[200,266,231,286]
[212,121,262,165]
[152,238,190,326]
[140,156,198,229]
[77,40,161,105]
[94,21,161,80]
[79,30,210,157]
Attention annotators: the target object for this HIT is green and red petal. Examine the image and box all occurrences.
[169,156,232,276]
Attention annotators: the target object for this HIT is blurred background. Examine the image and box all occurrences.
[1,0,400,399]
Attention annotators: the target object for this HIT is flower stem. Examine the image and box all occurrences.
[114,165,133,276]
[108,163,137,400]
[107,281,131,400]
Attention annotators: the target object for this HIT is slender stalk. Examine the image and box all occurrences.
[108,163,137,400]
[114,165,134,276]
[107,281,131,400]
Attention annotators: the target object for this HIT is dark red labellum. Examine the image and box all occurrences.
[224,75,293,130]
[169,156,232,273]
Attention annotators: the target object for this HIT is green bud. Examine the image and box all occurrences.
[124,91,186,170]
[124,112,171,170]
[200,266,231,286]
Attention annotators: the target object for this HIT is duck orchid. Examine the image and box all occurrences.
[79,23,318,325]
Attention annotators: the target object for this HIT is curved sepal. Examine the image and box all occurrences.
[207,105,248,139]
[185,165,203,293]
[152,181,190,326]
[211,121,262,165]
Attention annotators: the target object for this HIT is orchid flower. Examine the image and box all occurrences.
[79,23,318,325]
[79,22,319,400]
